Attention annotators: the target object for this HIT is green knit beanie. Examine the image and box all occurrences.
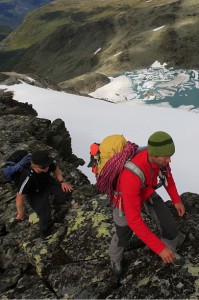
[148,131,175,157]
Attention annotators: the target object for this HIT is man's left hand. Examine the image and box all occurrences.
[61,182,73,192]
[174,202,185,217]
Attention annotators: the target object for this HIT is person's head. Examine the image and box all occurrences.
[31,150,53,173]
[148,131,175,167]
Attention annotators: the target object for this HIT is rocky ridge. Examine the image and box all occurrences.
[0,87,199,299]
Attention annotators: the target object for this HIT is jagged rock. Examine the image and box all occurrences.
[46,118,84,166]
[22,226,71,279]
[63,195,112,261]
[0,90,37,116]
[0,273,56,299]
[46,259,115,299]
[0,88,198,299]
[0,111,85,174]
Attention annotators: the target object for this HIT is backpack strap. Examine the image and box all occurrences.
[114,161,145,216]
[135,146,147,154]
[124,161,145,187]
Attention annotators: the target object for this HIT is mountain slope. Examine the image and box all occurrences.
[0,0,199,87]
[0,0,53,29]
[0,24,12,41]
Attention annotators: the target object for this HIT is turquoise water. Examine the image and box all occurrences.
[145,86,199,110]
[125,67,199,111]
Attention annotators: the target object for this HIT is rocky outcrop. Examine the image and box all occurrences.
[0,72,61,90]
[0,90,37,116]
[58,72,110,95]
[0,91,199,299]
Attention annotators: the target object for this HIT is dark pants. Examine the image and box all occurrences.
[27,181,71,238]
[109,192,178,263]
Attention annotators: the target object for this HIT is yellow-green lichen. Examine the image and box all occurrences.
[9,217,15,223]
[47,233,59,244]
[92,273,104,283]
[29,212,39,224]
[34,254,41,264]
[186,265,199,276]
[67,209,87,234]
[66,203,110,239]
[92,200,98,210]
[195,278,199,286]
[96,225,110,238]
[22,242,29,248]
[85,255,93,260]
[138,276,150,287]
[92,213,107,227]
[190,279,199,300]
[34,254,43,277]
[40,248,47,255]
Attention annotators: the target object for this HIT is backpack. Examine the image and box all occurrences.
[88,134,127,176]
[88,134,168,203]
[3,150,31,185]
[88,134,145,201]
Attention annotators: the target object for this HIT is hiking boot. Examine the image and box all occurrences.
[177,232,186,249]
[173,254,185,266]
[111,260,123,277]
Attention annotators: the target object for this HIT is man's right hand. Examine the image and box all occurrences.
[16,213,25,221]
[159,246,176,264]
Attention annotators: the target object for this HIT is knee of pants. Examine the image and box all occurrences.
[53,188,72,204]
[162,227,178,240]
[115,224,132,247]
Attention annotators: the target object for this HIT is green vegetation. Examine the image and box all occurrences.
[0,0,53,29]
[0,24,12,40]
[3,10,71,49]
[0,24,12,35]
[2,0,171,50]
[0,0,199,89]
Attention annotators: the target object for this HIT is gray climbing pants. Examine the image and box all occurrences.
[109,192,178,264]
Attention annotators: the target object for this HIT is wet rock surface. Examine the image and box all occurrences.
[0,91,199,299]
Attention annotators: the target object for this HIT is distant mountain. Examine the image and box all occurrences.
[0,0,199,94]
[0,0,53,29]
[0,24,12,41]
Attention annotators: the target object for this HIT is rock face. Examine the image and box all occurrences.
[0,91,199,299]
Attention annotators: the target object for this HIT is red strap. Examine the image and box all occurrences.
[90,143,99,155]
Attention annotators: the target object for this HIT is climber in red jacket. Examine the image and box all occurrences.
[109,131,185,276]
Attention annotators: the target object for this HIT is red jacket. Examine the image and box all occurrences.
[113,149,181,254]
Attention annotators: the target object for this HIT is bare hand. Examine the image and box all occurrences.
[159,246,175,264]
[16,213,25,221]
[175,202,185,217]
[61,182,73,192]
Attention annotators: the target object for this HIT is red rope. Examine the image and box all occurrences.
[96,141,138,201]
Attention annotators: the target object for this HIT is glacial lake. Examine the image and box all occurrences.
[91,63,199,113]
